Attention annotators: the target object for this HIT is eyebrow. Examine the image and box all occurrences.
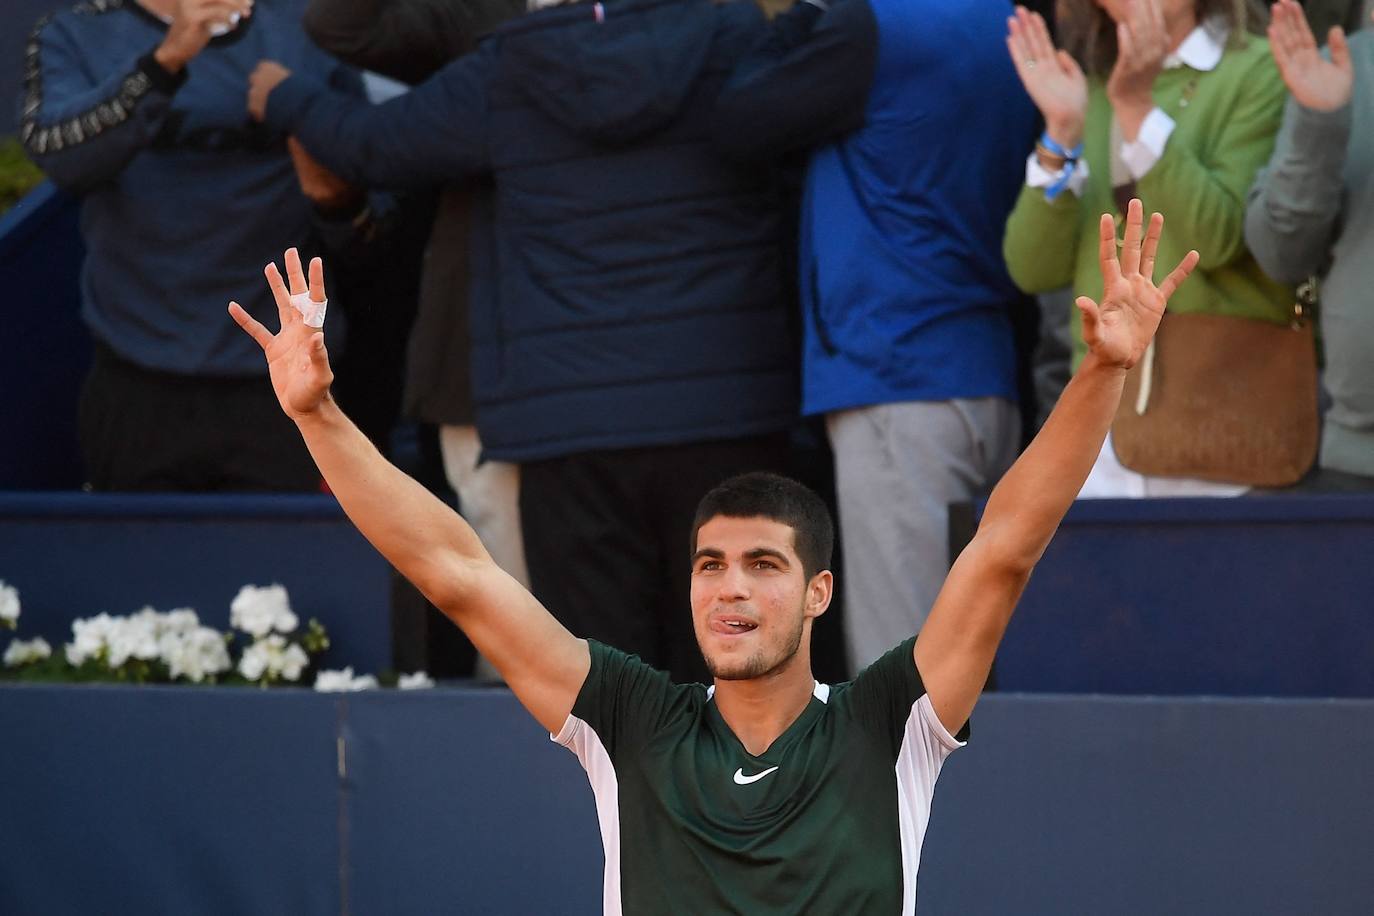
[690,547,791,566]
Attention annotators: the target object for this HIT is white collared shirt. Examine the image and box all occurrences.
[1027,21,1228,196]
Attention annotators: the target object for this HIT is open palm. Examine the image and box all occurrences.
[1268,0,1353,113]
[1077,199,1199,370]
[228,248,334,421]
[1007,5,1087,141]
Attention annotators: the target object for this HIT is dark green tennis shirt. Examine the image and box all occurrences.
[553,637,967,914]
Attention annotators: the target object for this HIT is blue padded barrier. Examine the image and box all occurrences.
[0,182,88,489]
[1,685,1371,915]
[989,493,1374,697]
[0,492,392,673]
[344,690,601,915]
[0,683,341,916]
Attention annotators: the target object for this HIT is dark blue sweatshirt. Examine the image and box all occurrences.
[22,0,358,376]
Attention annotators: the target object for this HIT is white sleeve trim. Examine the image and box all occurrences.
[551,714,624,916]
[1025,152,1089,198]
[917,694,966,753]
[551,713,580,746]
[1121,107,1175,180]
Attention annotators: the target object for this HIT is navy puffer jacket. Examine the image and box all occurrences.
[267,0,799,461]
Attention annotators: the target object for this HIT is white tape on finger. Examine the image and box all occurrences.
[289,292,328,329]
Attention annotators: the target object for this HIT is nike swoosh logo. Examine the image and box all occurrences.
[733,766,780,786]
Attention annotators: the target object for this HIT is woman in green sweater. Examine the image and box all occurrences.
[1003,0,1291,496]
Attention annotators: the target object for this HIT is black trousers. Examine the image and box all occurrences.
[520,434,791,684]
[78,345,320,492]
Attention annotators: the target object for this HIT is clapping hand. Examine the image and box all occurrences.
[1007,5,1088,149]
[1268,0,1354,113]
[1106,0,1169,140]
[1077,199,1199,370]
[154,0,252,73]
[248,60,292,122]
[228,249,334,421]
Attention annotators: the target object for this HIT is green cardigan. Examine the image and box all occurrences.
[1003,34,1293,367]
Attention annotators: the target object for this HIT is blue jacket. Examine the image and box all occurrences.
[716,0,1037,415]
[21,0,360,376]
[267,0,799,462]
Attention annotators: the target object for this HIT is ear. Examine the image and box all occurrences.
[803,570,834,620]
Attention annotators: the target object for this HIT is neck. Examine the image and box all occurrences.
[1166,9,1199,54]
[711,648,816,757]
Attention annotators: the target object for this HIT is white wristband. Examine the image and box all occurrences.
[289,291,328,329]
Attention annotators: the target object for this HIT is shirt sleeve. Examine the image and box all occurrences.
[1025,152,1090,197]
[263,42,495,190]
[711,0,877,161]
[1244,92,1352,286]
[1120,106,1175,180]
[552,640,692,762]
[20,14,186,193]
[837,637,968,760]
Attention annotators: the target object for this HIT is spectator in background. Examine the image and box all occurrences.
[1246,0,1374,486]
[247,0,798,683]
[1003,0,1290,497]
[1302,0,1369,36]
[21,0,365,491]
[713,0,1038,671]
[301,0,529,588]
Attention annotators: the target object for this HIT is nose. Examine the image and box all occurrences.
[718,564,751,601]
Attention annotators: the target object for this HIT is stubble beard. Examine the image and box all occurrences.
[701,611,806,682]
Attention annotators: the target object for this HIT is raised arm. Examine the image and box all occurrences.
[914,200,1199,734]
[229,250,587,733]
[1245,0,1355,285]
[711,0,875,161]
[246,45,496,190]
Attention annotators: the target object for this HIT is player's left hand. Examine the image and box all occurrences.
[1076,198,1199,370]
[228,248,334,421]
[248,60,292,122]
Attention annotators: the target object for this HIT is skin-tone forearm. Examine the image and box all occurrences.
[977,352,1124,571]
[915,202,1198,734]
[295,396,490,608]
[231,250,588,733]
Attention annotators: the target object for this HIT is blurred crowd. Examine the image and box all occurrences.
[19,0,1374,680]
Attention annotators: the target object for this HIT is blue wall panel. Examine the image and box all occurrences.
[344,691,602,915]
[0,183,88,489]
[0,493,393,674]
[3,685,1370,915]
[0,684,341,916]
[920,694,1374,915]
[992,495,1374,697]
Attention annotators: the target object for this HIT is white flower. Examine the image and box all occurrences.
[398,671,435,690]
[161,625,230,683]
[106,608,161,667]
[0,581,20,628]
[313,667,378,692]
[229,584,299,638]
[66,612,116,666]
[238,633,311,684]
[4,636,51,667]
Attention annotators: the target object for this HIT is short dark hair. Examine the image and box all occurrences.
[692,472,834,579]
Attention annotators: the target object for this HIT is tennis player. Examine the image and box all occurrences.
[231,199,1196,913]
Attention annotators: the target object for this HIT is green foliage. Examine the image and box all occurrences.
[0,136,45,215]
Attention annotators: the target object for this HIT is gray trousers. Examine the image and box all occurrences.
[827,398,1020,674]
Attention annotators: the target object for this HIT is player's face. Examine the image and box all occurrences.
[690,516,821,681]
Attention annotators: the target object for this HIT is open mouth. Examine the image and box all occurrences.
[710,617,758,636]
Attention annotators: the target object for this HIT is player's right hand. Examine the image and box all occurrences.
[155,0,253,73]
[229,248,335,422]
